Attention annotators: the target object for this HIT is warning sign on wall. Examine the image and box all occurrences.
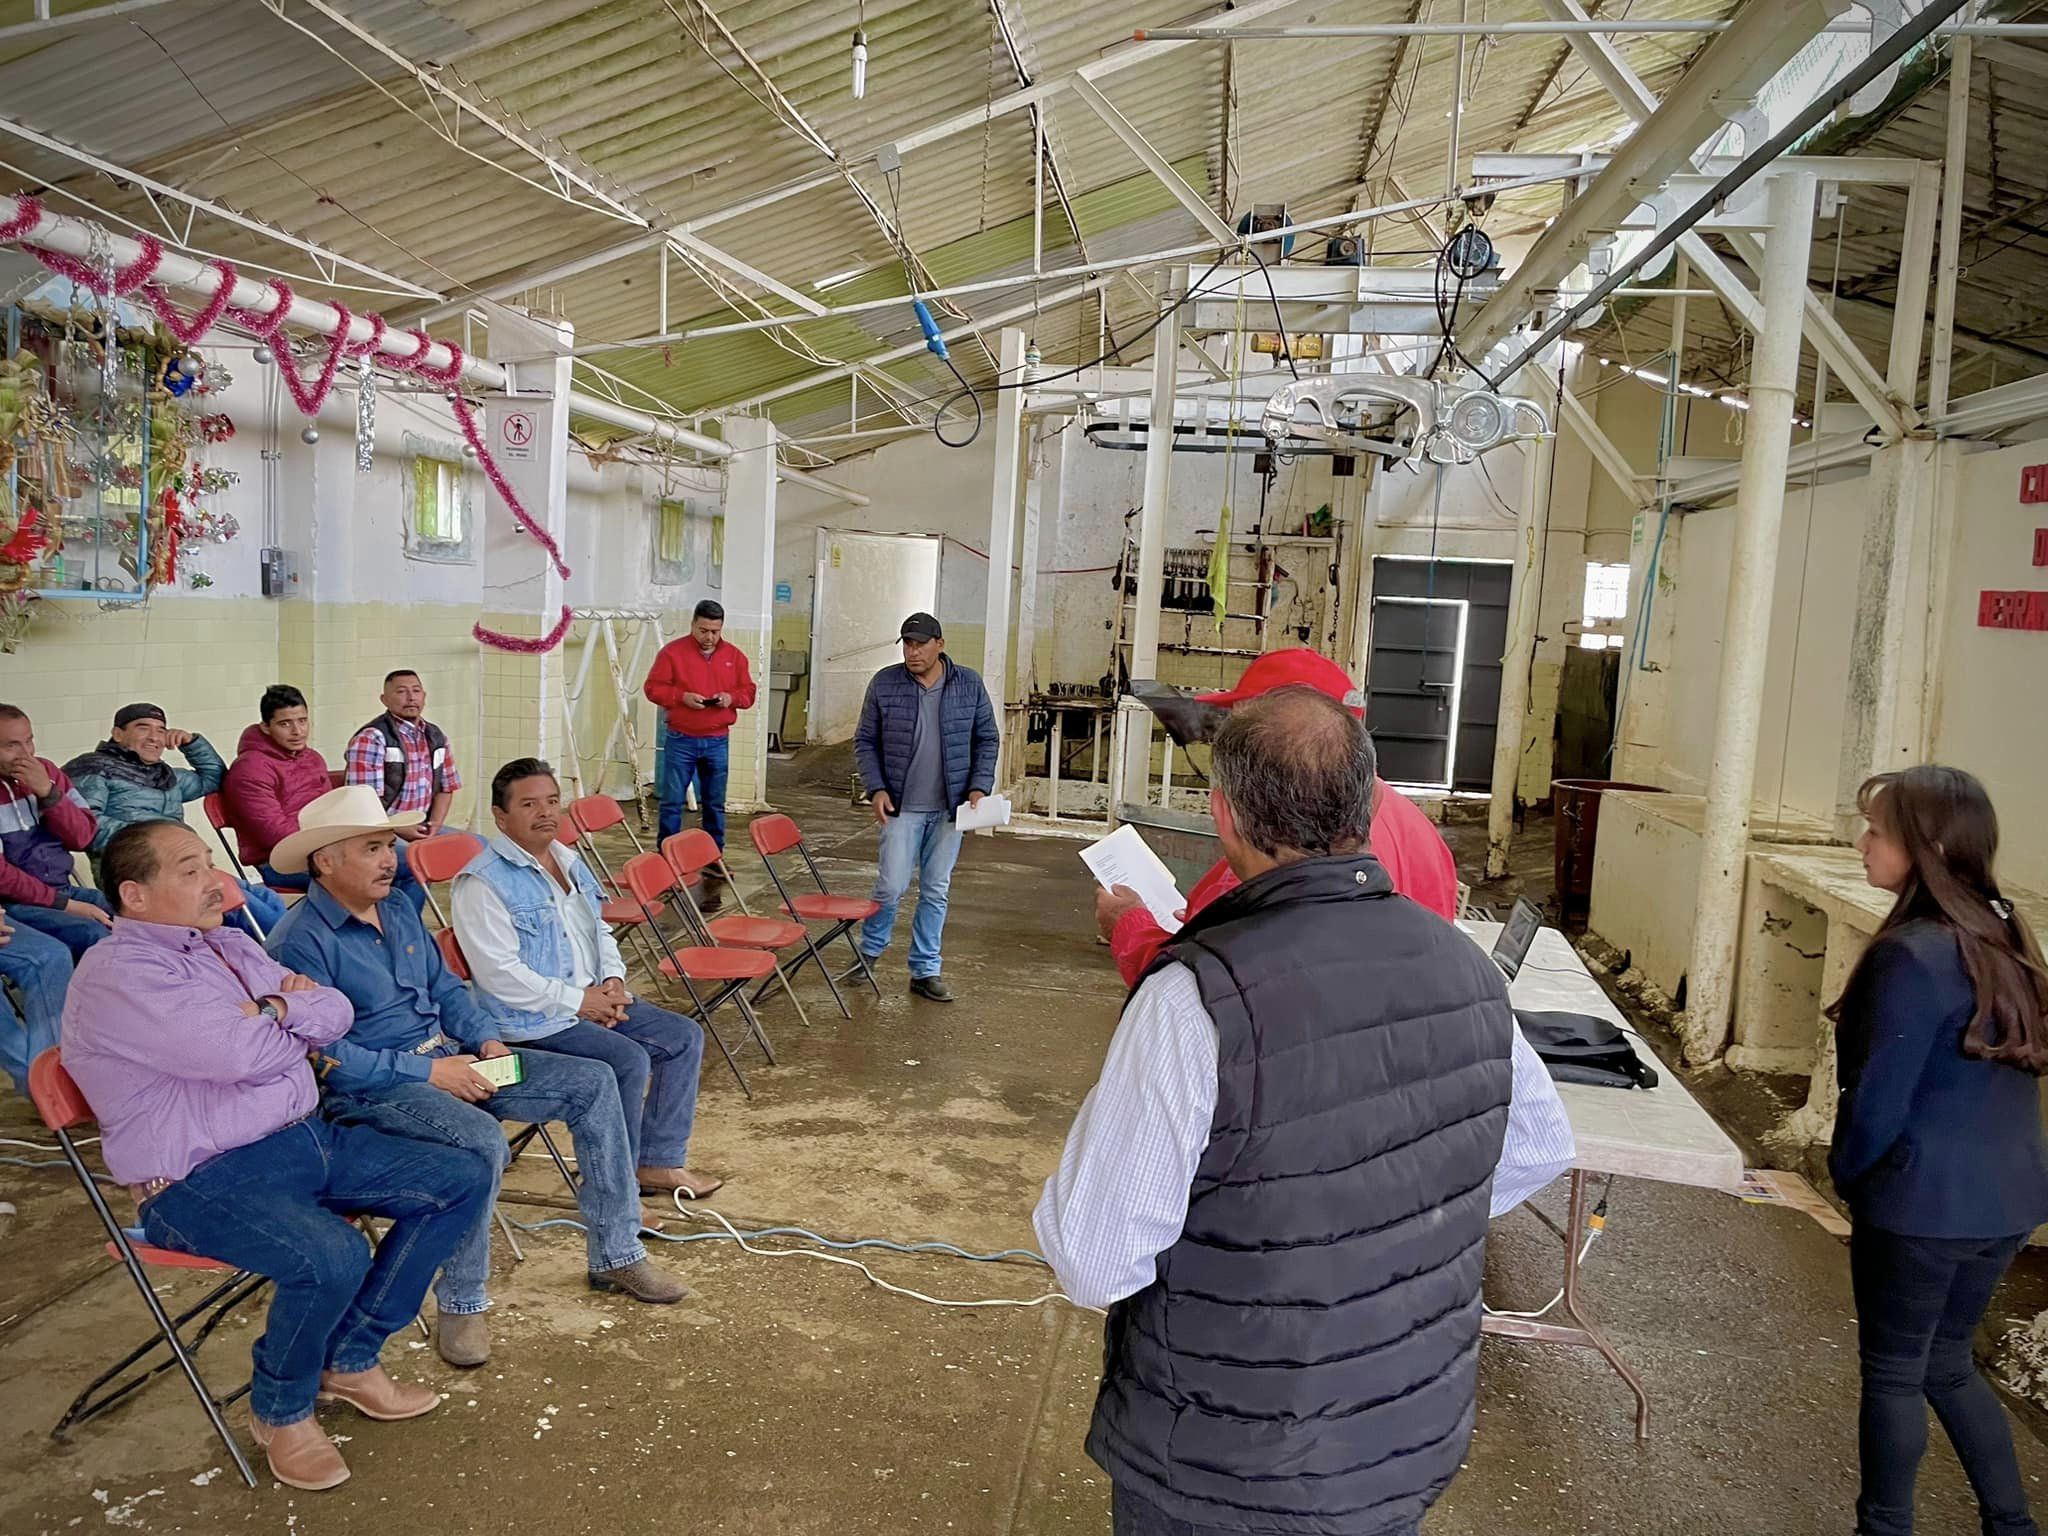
[499,409,537,462]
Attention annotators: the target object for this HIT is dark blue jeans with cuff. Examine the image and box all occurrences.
[139,1115,491,1427]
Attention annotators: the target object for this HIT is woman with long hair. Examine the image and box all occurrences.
[1829,765,2048,1536]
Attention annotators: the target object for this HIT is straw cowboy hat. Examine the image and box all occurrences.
[268,785,424,875]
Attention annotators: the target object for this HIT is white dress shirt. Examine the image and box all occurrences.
[1033,960,1577,1312]
[450,836,628,1030]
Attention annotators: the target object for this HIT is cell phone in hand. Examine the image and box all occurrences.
[472,1054,525,1089]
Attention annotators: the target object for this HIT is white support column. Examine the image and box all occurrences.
[1680,170,1818,1065]
[480,308,574,771]
[1016,421,1065,701]
[1486,397,1554,881]
[1122,319,1179,797]
[1930,3,1976,418]
[983,329,1029,783]
[720,414,779,812]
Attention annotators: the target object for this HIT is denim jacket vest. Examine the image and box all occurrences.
[456,838,608,1042]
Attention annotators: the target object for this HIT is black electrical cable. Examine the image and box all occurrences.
[1245,245,1300,381]
[932,352,985,448]
[1483,0,1975,389]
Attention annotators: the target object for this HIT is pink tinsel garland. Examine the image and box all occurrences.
[448,393,570,580]
[1,195,578,655]
[473,605,574,653]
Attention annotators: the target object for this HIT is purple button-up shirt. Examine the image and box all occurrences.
[60,918,355,1186]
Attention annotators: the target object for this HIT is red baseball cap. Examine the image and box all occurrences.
[1195,648,1366,717]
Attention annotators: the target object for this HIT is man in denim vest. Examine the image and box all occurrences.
[451,760,724,1207]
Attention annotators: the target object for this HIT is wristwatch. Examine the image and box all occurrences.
[257,997,284,1022]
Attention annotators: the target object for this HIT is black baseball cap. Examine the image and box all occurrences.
[899,612,943,642]
[114,703,167,730]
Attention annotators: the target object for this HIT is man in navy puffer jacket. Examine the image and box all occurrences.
[851,613,997,1003]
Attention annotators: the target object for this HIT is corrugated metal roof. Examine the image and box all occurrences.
[9,0,2029,470]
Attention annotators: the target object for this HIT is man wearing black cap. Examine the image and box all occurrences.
[64,704,286,936]
[851,613,998,1002]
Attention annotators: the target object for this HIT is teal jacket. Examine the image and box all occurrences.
[64,736,225,861]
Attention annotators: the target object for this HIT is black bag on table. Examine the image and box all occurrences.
[1514,1009,1660,1091]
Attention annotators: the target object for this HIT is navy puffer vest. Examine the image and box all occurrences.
[1086,853,1514,1534]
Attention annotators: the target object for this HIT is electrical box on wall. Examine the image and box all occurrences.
[259,546,297,598]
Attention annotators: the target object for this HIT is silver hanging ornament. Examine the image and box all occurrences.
[253,344,274,366]
[301,424,320,446]
[355,358,377,473]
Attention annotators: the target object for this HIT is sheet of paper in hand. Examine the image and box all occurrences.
[1079,824,1187,932]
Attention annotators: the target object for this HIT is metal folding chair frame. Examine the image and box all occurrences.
[621,861,778,1098]
[753,832,881,1004]
[660,835,814,1031]
[44,1119,265,1489]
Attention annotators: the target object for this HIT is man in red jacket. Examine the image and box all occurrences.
[221,684,335,887]
[643,600,756,911]
[1098,650,1463,988]
[0,702,111,958]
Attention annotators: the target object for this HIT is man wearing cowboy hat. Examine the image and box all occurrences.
[268,787,690,1365]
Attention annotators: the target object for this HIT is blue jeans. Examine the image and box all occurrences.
[6,886,110,961]
[0,917,71,1092]
[860,810,963,979]
[660,730,730,848]
[261,859,425,915]
[323,1048,646,1313]
[139,1115,491,1426]
[1852,1226,2040,1536]
[521,1002,704,1170]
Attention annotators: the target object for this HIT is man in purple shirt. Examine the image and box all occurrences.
[60,821,492,1494]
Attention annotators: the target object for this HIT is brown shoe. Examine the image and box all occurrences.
[317,1364,441,1421]
[638,1202,670,1232]
[588,1258,691,1303]
[250,1413,350,1491]
[435,1312,491,1369]
[638,1166,724,1200]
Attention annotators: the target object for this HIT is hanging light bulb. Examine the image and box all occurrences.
[850,26,868,99]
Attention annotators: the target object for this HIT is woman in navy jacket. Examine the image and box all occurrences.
[1830,765,2048,1536]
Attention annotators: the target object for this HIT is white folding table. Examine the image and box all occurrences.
[1464,922,1745,1441]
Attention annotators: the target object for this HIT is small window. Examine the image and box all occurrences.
[1582,561,1630,626]
[403,439,472,563]
[651,498,696,586]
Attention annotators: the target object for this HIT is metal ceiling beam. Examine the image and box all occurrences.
[1458,0,1850,362]
[1529,0,1916,437]
[1069,78,1237,246]
[0,0,179,44]
[420,0,1313,325]
[669,232,825,316]
[0,114,442,299]
[267,0,651,227]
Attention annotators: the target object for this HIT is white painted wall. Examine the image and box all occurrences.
[1932,439,2048,890]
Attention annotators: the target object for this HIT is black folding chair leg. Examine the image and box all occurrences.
[534,1124,580,1195]
[776,934,854,1018]
[56,1269,267,1437]
[61,1131,261,1488]
[833,923,883,995]
[679,976,751,1097]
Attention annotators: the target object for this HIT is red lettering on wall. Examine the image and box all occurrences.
[2036,528,2048,567]
[1979,590,2048,631]
[2024,465,2048,505]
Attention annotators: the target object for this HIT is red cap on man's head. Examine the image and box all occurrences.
[1195,648,1366,717]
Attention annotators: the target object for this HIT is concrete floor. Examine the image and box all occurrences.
[2,760,2043,1535]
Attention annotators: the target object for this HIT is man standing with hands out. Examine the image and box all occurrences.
[852,613,998,1003]
[644,600,755,913]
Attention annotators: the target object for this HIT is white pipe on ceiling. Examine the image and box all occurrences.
[0,194,867,505]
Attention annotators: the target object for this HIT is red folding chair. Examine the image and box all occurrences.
[28,1049,266,1488]
[555,807,668,977]
[404,831,484,928]
[207,869,268,944]
[432,929,582,1261]
[662,831,816,1027]
[201,793,297,903]
[749,814,882,1000]
[619,853,776,1097]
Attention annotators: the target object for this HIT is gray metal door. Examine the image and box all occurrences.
[1366,558,1509,791]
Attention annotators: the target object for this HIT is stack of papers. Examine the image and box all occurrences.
[1080,824,1188,932]
[957,793,1013,832]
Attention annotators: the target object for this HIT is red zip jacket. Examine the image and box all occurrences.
[0,759,98,906]
[644,638,757,737]
[1108,780,1462,989]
